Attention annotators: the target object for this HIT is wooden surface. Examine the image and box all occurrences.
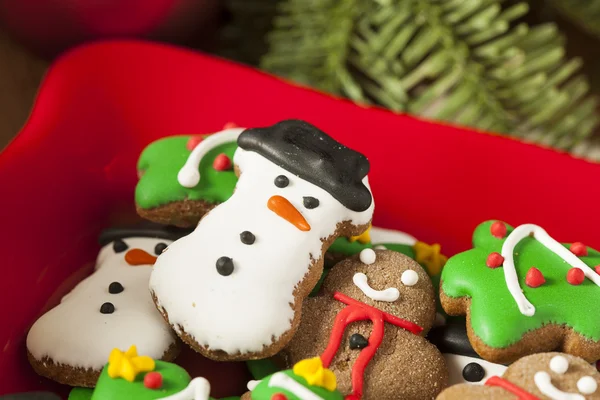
[0,30,47,149]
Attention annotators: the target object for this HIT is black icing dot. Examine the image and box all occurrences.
[216,256,234,276]
[240,231,256,245]
[274,175,289,188]
[349,333,369,350]
[154,242,168,255]
[303,196,319,209]
[462,362,485,382]
[108,282,124,294]
[100,302,115,314]
[113,239,128,253]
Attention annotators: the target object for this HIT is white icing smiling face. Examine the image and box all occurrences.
[534,355,598,400]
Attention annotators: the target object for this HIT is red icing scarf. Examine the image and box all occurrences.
[320,292,423,400]
[486,376,540,400]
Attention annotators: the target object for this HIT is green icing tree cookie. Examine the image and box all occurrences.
[136,133,238,227]
[440,220,600,364]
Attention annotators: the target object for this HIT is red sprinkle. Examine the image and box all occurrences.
[144,372,163,389]
[223,122,238,129]
[486,252,504,268]
[186,135,203,151]
[213,153,232,171]
[566,268,585,285]
[490,221,507,239]
[525,267,545,288]
[570,242,588,257]
[271,394,288,400]
[595,265,600,275]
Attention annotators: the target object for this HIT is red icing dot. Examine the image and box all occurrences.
[213,153,232,171]
[271,394,288,400]
[525,267,545,288]
[570,242,588,257]
[490,221,507,239]
[595,265,600,275]
[186,135,203,151]
[566,268,585,285]
[223,122,238,129]
[144,372,163,389]
[486,252,504,268]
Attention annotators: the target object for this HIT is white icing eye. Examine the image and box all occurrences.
[360,249,376,265]
[577,376,597,394]
[401,270,419,286]
[549,355,569,374]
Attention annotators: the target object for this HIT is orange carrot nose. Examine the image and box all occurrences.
[267,195,311,232]
[125,249,158,266]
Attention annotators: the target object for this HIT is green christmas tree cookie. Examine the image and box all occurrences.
[440,220,600,364]
[136,127,241,227]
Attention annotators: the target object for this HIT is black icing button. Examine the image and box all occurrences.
[274,175,289,188]
[240,231,256,245]
[108,282,124,294]
[462,362,485,382]
[100,302,115,314]
[349,333,369,350]
[303,196,319,209]
[216,256,235,276]
[154,242,168,255]
[113,239,128,253]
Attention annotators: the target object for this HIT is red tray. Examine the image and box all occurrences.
[1,40,599,396]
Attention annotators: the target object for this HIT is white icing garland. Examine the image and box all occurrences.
[268,372,324,400]
[352,273,400,302]
[501,224,600,317]
[158,377,211,400]
[534,372,585,400]
[177,128,245,188]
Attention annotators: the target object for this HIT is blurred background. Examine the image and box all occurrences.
[0,0,599,159]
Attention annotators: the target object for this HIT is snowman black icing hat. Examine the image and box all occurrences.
[98,222,193,247]
[238,119,372,212]
[427,321,480,358]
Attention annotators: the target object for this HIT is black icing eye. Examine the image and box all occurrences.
[303,196,319,209]
[216,256,235,276]
[462,362,485,382]
[274,175,289,188]
[154,242,168,255]
[113,239,128,253]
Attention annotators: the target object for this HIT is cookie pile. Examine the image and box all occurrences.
[23,120,600,400]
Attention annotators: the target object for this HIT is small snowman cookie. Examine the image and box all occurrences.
[437,352,600,399]
[150,120,374,361]
[27,225,188,387]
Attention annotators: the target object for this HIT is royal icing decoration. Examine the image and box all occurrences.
[178,128,244,188]
[577,376,598,395]
[567,268,585,285]
[293,358,337,392]
[490,221,507,238]
[401,270,419,286]
[550,355,569,374]
[108,346,155,382]
[268,372,324,400]
[358,249,376,265]
[151,120,374,356]
[485,376,540,400]
[26,237,177,371]
[501,224,600,317]
[525,267,545,288]
[534,371,585,400]
[158,377,211,400]
[352,273,399,302]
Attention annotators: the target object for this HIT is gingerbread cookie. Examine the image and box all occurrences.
[136,126,242,227]
[440,221,600,364]
[150,120,374,361]
[280,249,448,399]
[437,352,600,399]
[428,322,507,385]
[27,225,187,387]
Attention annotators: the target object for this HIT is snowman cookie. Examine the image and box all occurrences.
[136,125,242,227]
[440,221,600,364]
[150,120,374,361]
[280,250,448,399]
[428,322,507,386]
[437,352,600,399]
[27,225,187,387]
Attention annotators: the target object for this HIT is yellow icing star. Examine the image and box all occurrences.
[293,357,337,392]
[348,225,371,244]
[413,241,448,276]
[107,345,155,382]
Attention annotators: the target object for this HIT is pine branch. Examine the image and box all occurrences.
[260,0,599,149]
[548,0,600,39]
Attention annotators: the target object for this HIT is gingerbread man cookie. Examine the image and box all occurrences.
[440,221,600,364]
[150,120,374,361]
[280,249,448,399]
[27,225,186,387]
[437,352,600,399]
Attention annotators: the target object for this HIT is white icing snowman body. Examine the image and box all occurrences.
[150,147,374,356]
[443,353,508,386]
[27,237,177,371]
